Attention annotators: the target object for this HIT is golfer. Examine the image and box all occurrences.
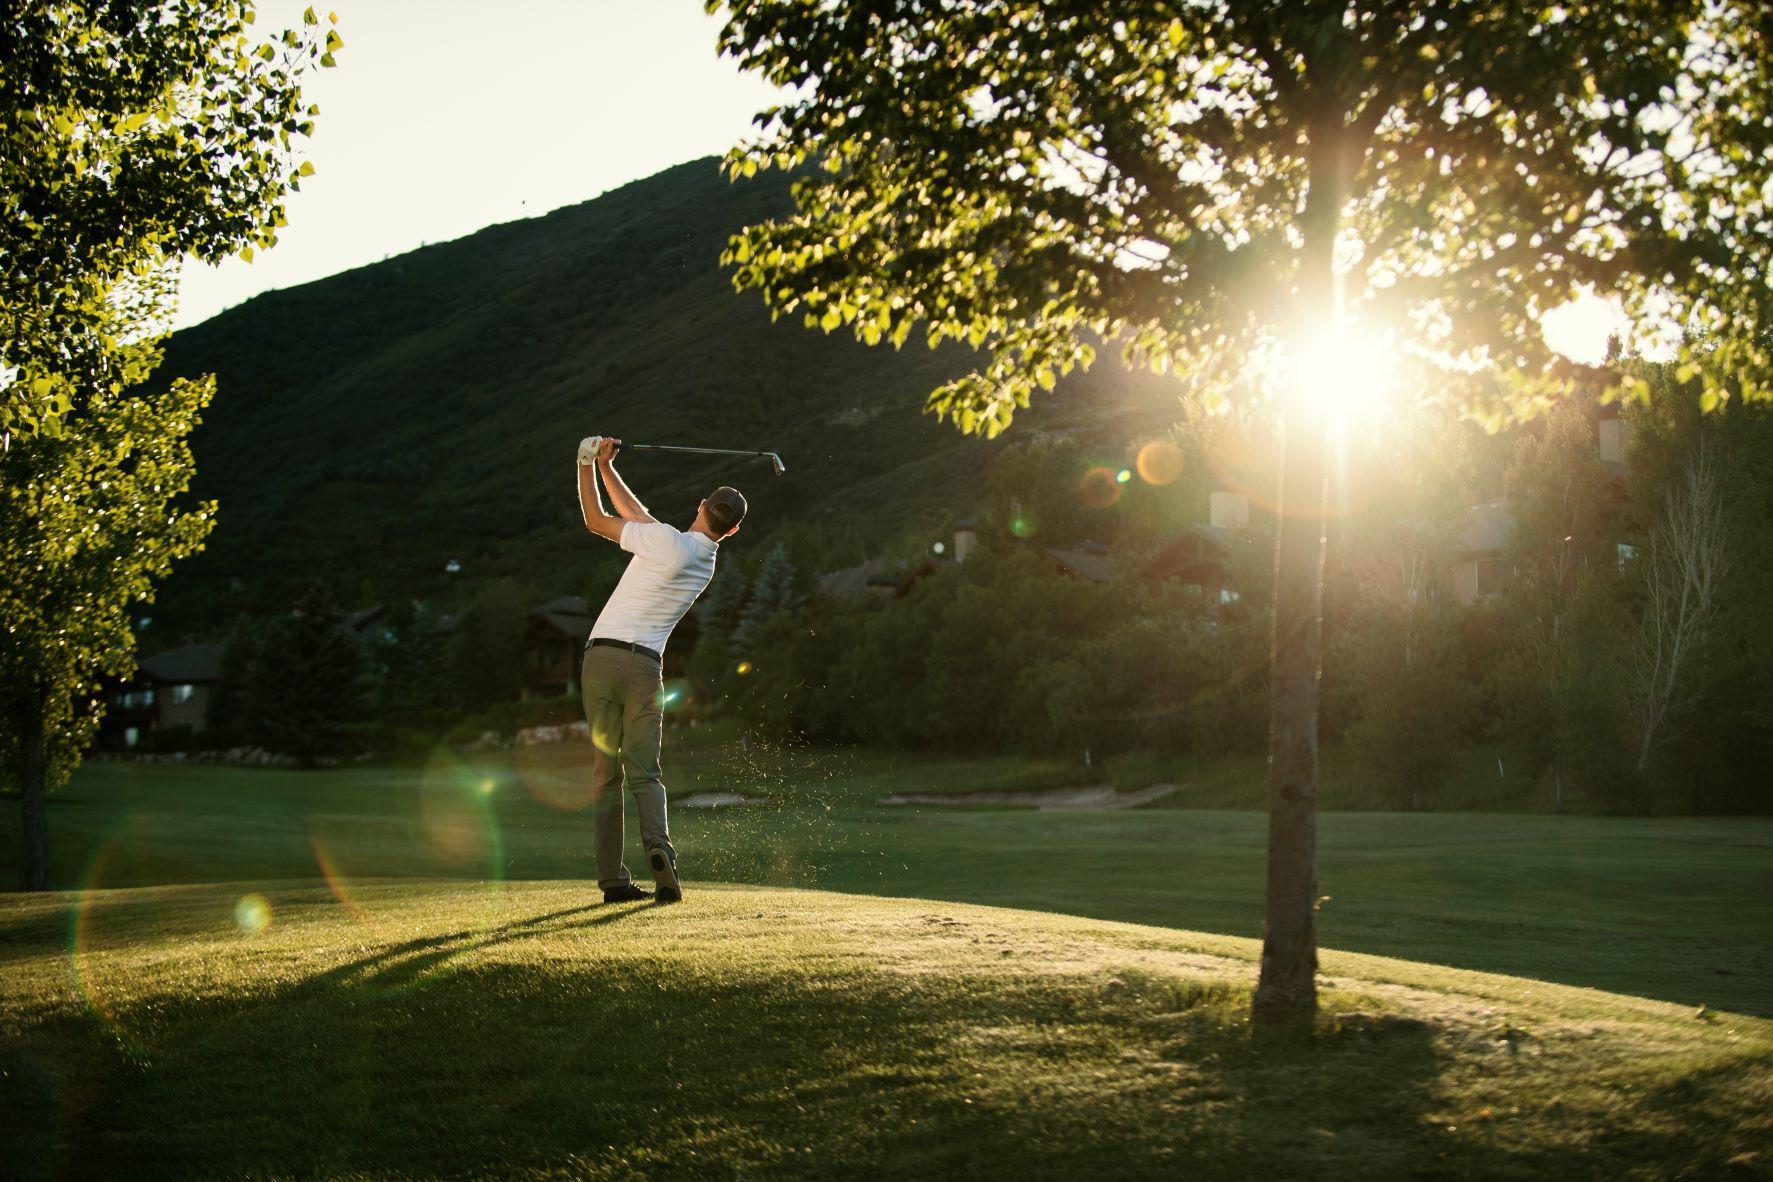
[576,435,746,904]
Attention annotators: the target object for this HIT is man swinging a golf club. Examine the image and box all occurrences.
[576,435,747,904]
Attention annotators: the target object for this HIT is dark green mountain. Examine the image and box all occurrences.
[151,158,1182,634]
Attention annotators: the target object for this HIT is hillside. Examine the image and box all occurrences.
[4,880,1768,1179]
[151,158,1182,633]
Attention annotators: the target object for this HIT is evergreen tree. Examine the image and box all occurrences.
[249,584,372,765]
[732,543,804,654]
[449,581,535,709]
[381,602,455,728]
[208,615,267,739]
[694,564,750,649]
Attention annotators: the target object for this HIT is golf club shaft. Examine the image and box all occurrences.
[615,442,785,473]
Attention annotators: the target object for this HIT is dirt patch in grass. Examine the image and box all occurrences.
[880,782,1182,811]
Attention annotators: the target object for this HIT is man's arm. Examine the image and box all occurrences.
[597,445,656,524]
[577,445,625,543]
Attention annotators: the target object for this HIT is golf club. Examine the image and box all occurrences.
[613,441,787,476]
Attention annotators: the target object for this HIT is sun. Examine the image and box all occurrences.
[1541,290,1629,367]
[1292,319,1401,429]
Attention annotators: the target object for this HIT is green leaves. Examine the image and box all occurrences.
[709,0,1771,435]
[1,363,216,796]
[4,0,341,439]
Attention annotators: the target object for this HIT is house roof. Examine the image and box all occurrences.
[1044,546,1122,583]
[817,558,905,599]
[1140,524,1234,582]
[529,595,596,640]
[344,605,386,632]
[140,642,226,684]
[1453,500,1514,557]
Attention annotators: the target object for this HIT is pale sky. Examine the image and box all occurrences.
[174,1,1632,365]
[173,1,783,330]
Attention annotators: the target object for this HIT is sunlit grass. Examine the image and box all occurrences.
[4,742,1769,1017]
[3,880,1768,1180]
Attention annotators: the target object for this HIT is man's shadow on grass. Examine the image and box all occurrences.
[305,898,649,993]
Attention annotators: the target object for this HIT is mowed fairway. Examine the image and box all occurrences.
[4,737,1769,1014]
[5,880,1772,1180]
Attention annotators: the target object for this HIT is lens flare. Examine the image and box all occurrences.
[1009,513,1037,539]
[1116,469,1132,484]
[656,678,694,714]
[419,748,506,871]
[736,661,753,676]
[309,829,372,921]
[68,814,160,1053]
[1079,466,1123,509]
[1136,440,1185,485]
[234,893,272,933]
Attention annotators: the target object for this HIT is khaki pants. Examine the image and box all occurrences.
[580,644,675,889]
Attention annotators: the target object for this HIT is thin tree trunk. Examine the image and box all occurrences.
[20,689,49,892]
[1253,84,1345,1026]
[1252,405,1329,1026]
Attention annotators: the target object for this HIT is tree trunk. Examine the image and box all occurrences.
[1252,405,1330,1026]
[20,689,49,892]
[1253,86,1344,1025]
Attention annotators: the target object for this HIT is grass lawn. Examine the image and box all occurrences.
[3,736,1769,1017]
[4,880,1770,1180]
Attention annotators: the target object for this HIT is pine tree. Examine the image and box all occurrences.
[250,584,372,765]
[694,564,750,649]
[732,543,805,654]
[382,602,454,728]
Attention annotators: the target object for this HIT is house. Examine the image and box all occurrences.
[1141,524,1235,600]
[520,594,700,696]
[105,641,227,749]
[1449,499,1515,605]
[1044,539,1121,582]
[522,595,597,699]
[816,557,907,601]
[817,519,985,604]
[1139,489,1246,602]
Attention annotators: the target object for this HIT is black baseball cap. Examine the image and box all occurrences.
[706,486,747,534]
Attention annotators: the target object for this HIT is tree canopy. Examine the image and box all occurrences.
[1,1,340,438]
[712,1,1770,434]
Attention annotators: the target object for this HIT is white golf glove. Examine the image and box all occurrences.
[577,435,604,465]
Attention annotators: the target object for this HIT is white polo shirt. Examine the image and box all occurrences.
[589,520,718,655]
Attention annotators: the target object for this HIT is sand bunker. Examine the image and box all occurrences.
[880,782,1180,812]
[678,792,766,809]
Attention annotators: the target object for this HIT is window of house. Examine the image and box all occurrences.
[1616,542,1637,573]
[119,688,154,709]
[124,727,141,748]
[170,684,196,704]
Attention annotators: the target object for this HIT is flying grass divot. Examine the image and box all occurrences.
[2,880,1769,1181]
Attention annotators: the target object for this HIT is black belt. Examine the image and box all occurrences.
[589,637,661,663]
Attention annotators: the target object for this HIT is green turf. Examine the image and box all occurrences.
[4,738,1769,1016]
[3,880,1768,1180]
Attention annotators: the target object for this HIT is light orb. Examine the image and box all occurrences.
[234,893,272,934]
[1136,440,1184,485]
[1079,466,1124,508]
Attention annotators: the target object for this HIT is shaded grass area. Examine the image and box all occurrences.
[4,882,1771,1181]
[4,740,1770,1015]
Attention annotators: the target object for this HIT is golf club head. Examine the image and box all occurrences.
[767,453,786,476]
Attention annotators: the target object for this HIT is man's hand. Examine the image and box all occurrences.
[597,437,621,464]
[577,435,603,466]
